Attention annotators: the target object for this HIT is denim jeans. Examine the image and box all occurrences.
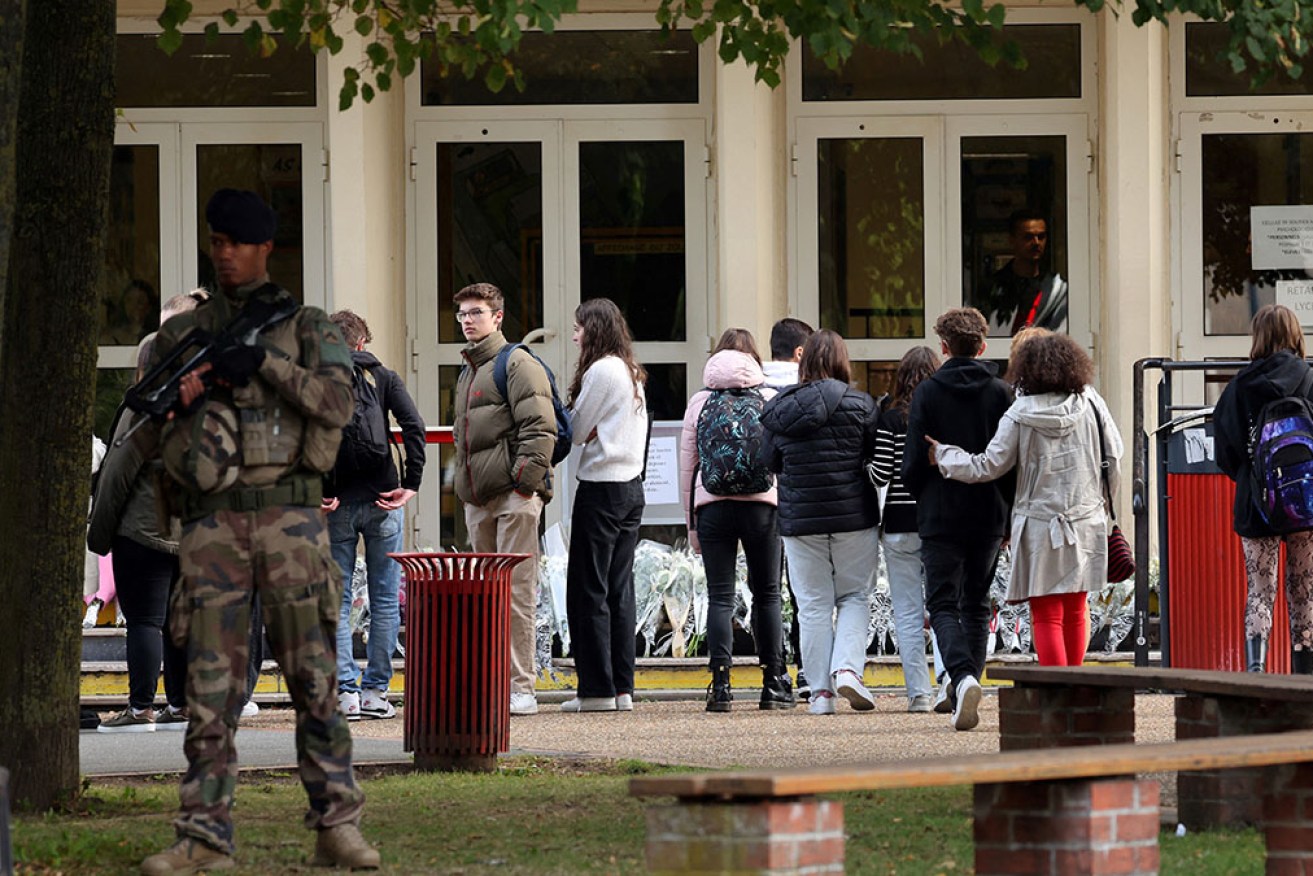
[330,500,404,693]
[881,531,932,699]
[782,528,877,697]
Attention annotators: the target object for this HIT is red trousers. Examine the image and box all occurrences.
[1029,592,1088,666]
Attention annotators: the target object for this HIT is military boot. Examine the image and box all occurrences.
[311,824,380,869]
[706,661,732,713]
[1245,635,1268,672]
[140,838,234,875]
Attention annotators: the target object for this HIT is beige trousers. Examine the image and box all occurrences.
[464,491,544,695]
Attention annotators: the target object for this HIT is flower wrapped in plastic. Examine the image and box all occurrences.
[537,524,570,673]
[866,553,896,655]
[1087,579,1135,653]
[988,547,1033,654]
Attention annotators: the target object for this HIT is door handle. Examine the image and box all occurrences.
[522,328,557,345]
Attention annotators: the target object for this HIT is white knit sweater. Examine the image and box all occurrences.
[570,355,648,483]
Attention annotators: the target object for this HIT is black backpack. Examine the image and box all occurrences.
[492,344,573,466]
[335,364,391,474]
[695,387,773,496]
[1248,369,1313,534]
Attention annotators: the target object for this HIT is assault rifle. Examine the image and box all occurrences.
[123,289,298,423]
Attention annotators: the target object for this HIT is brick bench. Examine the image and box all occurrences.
[989,665,1313,828]
[630,730,1313,875]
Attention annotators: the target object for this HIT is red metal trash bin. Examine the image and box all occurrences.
[1166,424,1291,672]
[388,552,532,771]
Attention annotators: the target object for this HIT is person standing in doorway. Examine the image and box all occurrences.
[452,283,558,716]
[325,309,427,721]
[561,298,649,713]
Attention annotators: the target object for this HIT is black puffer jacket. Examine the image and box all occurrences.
[901,357,1014,538]
[1214,350,1313,537]
[760,379,880,537]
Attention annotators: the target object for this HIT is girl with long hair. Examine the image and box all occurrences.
[930,333,1122,666]
[867,346,941,711]
[760,330,882,714]
[1214,304,1313,673]
[680,328,793,712]
[561,298,650,712]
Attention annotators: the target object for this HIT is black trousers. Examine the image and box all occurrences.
[921,533,1002,691]
[566,478,645,698]
[112,535,186,711]
[696,501,784,670]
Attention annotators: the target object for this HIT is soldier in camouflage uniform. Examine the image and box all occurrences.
[138,189,379,875]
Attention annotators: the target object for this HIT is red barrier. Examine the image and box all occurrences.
[388,552,532,771]
[1166,474,1291,673]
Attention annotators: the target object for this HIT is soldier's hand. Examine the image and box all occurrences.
[212,343,266,387]
[179,363,213,410]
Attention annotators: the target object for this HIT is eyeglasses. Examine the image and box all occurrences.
[455,308,494,323]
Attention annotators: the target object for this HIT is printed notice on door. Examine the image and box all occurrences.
[1277,280,1313,326]
[1252,206,1313,270]
[642,436,679,506]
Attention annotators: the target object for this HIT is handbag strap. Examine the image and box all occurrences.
[1089,394,1116,522]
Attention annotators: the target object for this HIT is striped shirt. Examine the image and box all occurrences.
[868,407,919,533]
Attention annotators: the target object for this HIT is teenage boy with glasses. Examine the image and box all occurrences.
[452,283,558,715]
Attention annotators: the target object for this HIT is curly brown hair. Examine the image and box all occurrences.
[1007,332,1093,395]
[330,309,372,348]
[891,346,940,412]
[934,308,989,358]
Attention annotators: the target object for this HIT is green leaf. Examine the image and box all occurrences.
[361,82,376,102]
[222,9,239,27]
[486,63,508,91]
[156,28,184,56]
[355,15,374,36]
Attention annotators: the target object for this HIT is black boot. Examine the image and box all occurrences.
[1246,635,1268,673]
[760,668,797,710]
[1293,647,1313,675]
[706,662,732,713]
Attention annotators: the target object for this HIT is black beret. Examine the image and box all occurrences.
[205,188,277,244]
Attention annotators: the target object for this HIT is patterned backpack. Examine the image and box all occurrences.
[695,387,773,496]
[1249,369,1313,534]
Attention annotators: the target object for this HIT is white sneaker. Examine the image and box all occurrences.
[82,598,103,629]
[833,669,875,711]
[240,700,259,719]
[933,676,952,714]
[807,690,836,715]
[509,692,539,716]
[616,693,633,711]
[360,689,396,719]
[338,690,362,722]
[560,696,617,712]
[953,676,982,731]
[908,694,933,713]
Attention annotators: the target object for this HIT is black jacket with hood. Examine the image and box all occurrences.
[1213,350,1313,537]
[901,357,1015,538]
[760,378,881,537]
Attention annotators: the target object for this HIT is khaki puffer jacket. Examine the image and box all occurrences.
[454,331,557,505]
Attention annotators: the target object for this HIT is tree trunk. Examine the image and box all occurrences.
[0,0,114,810]
[0,0,26,308]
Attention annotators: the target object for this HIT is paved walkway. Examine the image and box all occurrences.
[82,691,1179,777]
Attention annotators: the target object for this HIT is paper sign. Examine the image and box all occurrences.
[642,436,679,506]
[1277,279,1313,326]
[1251,206,1313,270]
[1182,428,1214,464]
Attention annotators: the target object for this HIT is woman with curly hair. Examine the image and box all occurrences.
[929,333,1122,666]
[561,298,649,712]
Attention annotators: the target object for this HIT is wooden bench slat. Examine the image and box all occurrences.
[629,729,1313,799]
[988,665,1313,701]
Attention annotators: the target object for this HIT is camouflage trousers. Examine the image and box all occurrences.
[171,504,364,853]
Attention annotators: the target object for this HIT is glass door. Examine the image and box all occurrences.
[795,116,944,395]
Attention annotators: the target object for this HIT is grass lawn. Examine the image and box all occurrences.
[13,758,1264,874]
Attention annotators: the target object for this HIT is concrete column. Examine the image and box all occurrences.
[711,59,789,346]
[325,36,408,373]
[1098,14,1172,522]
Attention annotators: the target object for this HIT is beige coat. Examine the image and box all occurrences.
[935,389,1123,602]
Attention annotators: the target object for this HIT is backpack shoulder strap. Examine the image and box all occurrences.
[1298,366,1313,401]
[492,343,523,401]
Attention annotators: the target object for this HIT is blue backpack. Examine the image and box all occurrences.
[1249,369,1313,534]
[492,343,573,466]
